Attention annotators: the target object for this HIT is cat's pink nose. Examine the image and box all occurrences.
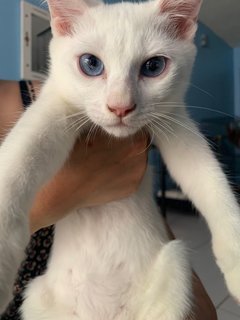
[108,104,136,117]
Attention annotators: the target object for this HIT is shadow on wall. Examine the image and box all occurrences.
[187,22,234,123]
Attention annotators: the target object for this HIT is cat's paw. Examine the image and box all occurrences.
[224,262,240,304]
[213,237,240,303]
[135,240,192,320]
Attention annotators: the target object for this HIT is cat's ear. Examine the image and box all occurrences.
[47,0,100,37]
[158,0,202,40]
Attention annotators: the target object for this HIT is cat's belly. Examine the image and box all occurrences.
[22,271,133,320]
[22,194,169,320]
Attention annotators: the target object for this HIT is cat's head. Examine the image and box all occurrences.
[47,0,202,137]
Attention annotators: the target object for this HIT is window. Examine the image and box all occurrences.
[21,1,51,80]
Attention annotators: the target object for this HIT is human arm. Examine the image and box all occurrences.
[0,80,24,139]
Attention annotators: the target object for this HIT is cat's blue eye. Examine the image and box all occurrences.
[140,56,167,78]
[79,54,104,76]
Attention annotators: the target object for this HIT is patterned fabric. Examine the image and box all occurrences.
[0,82,54,319]
[1,227,54,319]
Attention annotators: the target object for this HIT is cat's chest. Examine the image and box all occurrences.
[50,195,163,276]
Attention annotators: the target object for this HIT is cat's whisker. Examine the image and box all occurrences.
[146,124,155,143]
[141,127,151,141]
[106,130,115,147]
[85,122,98,146]
[148,103,236,119]
[150,122,170,144]
[92,124,101,141]
[75,118,91,133]
[173,80,215,100]
[150,112,202,144]
[85,128,93,147]
[65,116,89,133]
[64,111,87,120]
[150,112,193,131]
[149,114,175,133]
[57,110,87,123]
[188,82,215,100]
[150,110,188,120]
[149,111,221,150]
[66,116,88,130]
[149,115,175,136]
[149,118,172,138]
[149,121,170,144]
[151,121,178,144]
[135,128,154,155]
[150,111,190,133]
[70,118,90,134]
[157,113,203,139]
[91,123,100,141]
[148,122,169,148]
[150,118,179,142]
[89,123,97,141]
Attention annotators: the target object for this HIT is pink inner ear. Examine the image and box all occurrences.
[160,0,201,39]
[48,0,83,36]
[53,17,73,36]
[161,0,201,21]
[171,16,196,39]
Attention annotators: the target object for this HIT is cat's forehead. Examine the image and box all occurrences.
[73,2,171,58]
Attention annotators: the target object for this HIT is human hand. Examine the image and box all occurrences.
[30,131,148,232]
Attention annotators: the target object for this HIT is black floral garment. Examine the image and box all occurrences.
[0,81,54,319]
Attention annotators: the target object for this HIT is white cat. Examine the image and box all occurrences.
[0,0,240,319]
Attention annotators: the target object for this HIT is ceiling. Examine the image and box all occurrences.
[199,0,240,48]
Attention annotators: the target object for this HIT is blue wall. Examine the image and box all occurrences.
[26,0,44,6]
[0,1,235,122]
[0,0,46,80]
[0,0,20,80]
[187,22,234,123]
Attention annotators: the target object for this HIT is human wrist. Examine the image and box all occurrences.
[29,183,62,233]
[29,180,86,233]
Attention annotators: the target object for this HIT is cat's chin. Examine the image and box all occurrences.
[103,125,139,138]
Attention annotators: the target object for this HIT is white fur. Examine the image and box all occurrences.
[0,0,240,318]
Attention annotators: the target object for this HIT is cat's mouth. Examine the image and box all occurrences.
[103,120,140,138]
[88,114,142,138]
[107,120,129,128]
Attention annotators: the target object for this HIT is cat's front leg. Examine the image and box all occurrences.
[154,107,240,302]
[0,83,78,312]
[135,240,192,320]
